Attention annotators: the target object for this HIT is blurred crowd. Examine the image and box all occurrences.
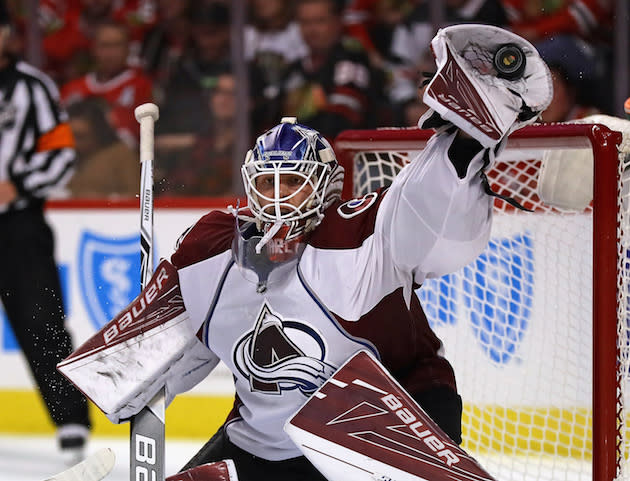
[4,0,622,198]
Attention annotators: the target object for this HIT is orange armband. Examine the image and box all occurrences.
[36,122,75,152]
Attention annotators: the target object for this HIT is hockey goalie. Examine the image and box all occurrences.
[58,24,552,481]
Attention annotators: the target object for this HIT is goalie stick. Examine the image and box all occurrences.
[44,448,115,481]
[131,103,166,481]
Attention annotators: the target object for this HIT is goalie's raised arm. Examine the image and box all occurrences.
[377,129,493,279]
[376,23,554,278]
[57,259,219,424]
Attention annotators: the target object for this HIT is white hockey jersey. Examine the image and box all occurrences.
[169,131,494,461]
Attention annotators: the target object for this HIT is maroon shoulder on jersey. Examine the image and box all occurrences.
[310,187,457,394]
[308,188,387,249]
[171,210,235,268]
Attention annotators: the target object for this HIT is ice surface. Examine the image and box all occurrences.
[0,434,594,481]
[0,434,203,481]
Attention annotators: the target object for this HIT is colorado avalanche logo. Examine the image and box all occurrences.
[462,233,534,364]
[337,193,378,219]
[78,231,142,330]
[419,232,533,365]
[234,302,337,396]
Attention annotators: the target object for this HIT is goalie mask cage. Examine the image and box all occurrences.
[334,119,630,481]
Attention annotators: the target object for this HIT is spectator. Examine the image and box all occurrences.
[342,0,412,70]
[246,0,307,66]
[501,0,613,113]
[66,99,140,197]
[502,0,612,44]
[536,35,603,122]
[540,66,600,122]
[156,1,231,136]
[140,0,192,90]
[15,0,158,84]
[247,0,308,131]
[60,20,154,147]
[388,0,508,107]
[280,0,378,139]
[157,72,238,197]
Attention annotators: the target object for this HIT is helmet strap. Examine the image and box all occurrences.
[255,221,284,254]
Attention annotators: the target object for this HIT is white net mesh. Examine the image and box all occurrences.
[613,116,630,481]
[336,117,630,481]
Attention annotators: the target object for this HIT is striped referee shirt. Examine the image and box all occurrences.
[0,58,75,214]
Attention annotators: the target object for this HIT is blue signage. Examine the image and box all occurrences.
[418,233,534,365]
[78,231,143,330]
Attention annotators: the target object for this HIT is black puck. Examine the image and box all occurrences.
[494,44,526,80]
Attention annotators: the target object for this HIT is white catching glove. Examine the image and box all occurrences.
[419,24,553,148]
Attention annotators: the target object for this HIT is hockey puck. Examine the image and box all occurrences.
[494,44,526,80]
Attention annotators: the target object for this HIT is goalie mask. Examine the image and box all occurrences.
[240,117,343,262]
[419,24,553,148]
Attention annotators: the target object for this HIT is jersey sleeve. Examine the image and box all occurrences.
[376,130,493,281]
[171,210,235,269]
[303,132,492,321]
[12,67,76,200]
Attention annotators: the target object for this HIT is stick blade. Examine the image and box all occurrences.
[45,448,116,481]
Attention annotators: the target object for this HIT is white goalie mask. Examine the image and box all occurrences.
[241,117,344,255]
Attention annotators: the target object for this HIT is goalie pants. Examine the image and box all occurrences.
[181,385,462,480]
[0,207,90,428]
[182,426,328,481]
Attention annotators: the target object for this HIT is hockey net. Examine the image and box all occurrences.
[334,116,630,481]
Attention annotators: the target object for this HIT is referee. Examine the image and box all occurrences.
[0,4,90,463]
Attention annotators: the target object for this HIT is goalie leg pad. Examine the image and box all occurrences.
[285,350,497,481]
[420,24,553,148]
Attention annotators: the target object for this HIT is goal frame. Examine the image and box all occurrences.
[334,123,624,481]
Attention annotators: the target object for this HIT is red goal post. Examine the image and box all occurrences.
[334,119,630,481]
